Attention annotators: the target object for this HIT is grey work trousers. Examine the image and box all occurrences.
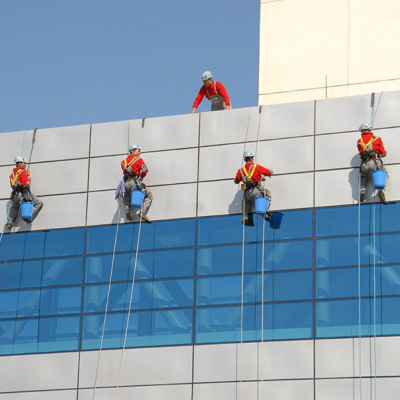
[123,180,153,213]
[243,186,271,217]
[360,160,387,194]
[9,192,43,222]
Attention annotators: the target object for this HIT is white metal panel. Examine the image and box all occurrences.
[199,143,244,182]
[377,127,400,165]
[0,352,78,392]
[200,107,260,146]
[0,130,35,167]
[316,94,372,134]
[87,190,125,226]
[78,385,191,400]
[139,113,199,152]
[30,125,90,163]
[90,120,131,157]
[376,337,400,376]
[257,136,314,174]
[89,156,122,192]
[0,166,13,200]
[144,148,198,186]
[32,159,88,196]
[373,91,400,129]
[316,378,375,400]
[0,391,76,400]
[316,131,361,170]
[78,347,192,388]
[258,101,315,140]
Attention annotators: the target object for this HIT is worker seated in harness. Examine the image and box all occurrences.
[121,144,153,223]
[357,122,388,204]
[234,150,273,226]
[6,156,43,228]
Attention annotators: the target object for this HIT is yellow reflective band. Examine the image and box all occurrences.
[124,156,138,168]
[360,134,376,151]
[10,168,23,187]
[242,164,257,180]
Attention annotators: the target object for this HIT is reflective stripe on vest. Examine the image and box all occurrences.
[10,168,23,188]
[240,164,257,183]
[123,156,140,171]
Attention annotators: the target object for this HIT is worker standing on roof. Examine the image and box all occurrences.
[5,156,43,228]
[357,122,388,204]
[234,150,273,226]
[190,71,231,113]
[121,144,153,222]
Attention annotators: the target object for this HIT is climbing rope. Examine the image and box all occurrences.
[260,216,266,399]
[371,93,383,129]
[92,205,123,400]
[139,118,145,147]
[372,194,377,400]
[255,106,263,161]
[114,216,143,399]
[357,174,362,400]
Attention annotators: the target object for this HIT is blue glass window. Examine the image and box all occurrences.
[44,228,84,257]
[273,271,313,301]
[19,260,43,288]
[12,318,39,355]
[24,231,46,259]
[381,297,400,335]
[0,232,27,262]
[39,287,82,316]
[155,219,195,249]
[42,257,83,286]
[0,291,19,319]
[0,261,22,290]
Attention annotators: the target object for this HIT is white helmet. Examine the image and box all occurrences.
[243,150,254,158]
[14,156,26,164]
[129,144,141,151]
[202,71,213,81]
[359,122,372,131]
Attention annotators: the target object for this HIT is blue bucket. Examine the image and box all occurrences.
[371,170,387,190]
[131,189,145,207]
[270,212,284,229]
[254,197,270,215]
[21,202,33,219]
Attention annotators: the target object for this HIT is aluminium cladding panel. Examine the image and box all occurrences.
[193,341,313,383]
[316,337,400,379]
[315,164,400,207]
[373,91,400,129]
[77,385,191,400]
[30,159,89,196]
[0,193,87,232]
[199,107,260,146]
[193,380,314,400]
[87,184,197,226]
[258,101,315,140]
[199,137,314,182]
[316,127,400,171]
[316,378,400,400]
[29,125,91,163]
[90,120,131,157]
[0,392,76,400]
[0,352,79,393]
[315,93,372,134]
[197,173,314,217]
[78,346,193,388]
[138,113,199,152]
[0,130,35,167]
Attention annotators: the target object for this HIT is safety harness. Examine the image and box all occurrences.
[240,164,261,190]
[123,156,141,180]
[359,134,384,170]
[9,168,24,191]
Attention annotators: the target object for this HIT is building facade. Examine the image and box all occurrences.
[1,91,400,399]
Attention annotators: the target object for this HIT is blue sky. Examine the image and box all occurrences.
[0,1,259,133]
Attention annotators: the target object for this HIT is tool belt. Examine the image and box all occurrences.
[124,172,140,181]
[241,181,262,191]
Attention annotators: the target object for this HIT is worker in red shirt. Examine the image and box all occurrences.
[121,144,153,222]
[190,71,231,113]
[6,156,43,228]
[357,122,388,204]
[234,150,273,226]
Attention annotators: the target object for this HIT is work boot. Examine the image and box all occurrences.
[5,219,13,229]
[240,216,248,225]
[125,206,132,220]
[138,211,151,223]
[378,191,388,205]
[264,212,272,222]
[360,190,366,203]
[22,218,32,224]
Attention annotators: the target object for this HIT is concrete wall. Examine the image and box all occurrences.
[259,0,400,105]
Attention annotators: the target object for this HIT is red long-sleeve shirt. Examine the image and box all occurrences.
[192,81,231,109]
[235,163,271,184]
[9,167,30,188]
[121,155,148,178]
[357,132,386,156]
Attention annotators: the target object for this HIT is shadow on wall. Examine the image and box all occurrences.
[349,155,361,202]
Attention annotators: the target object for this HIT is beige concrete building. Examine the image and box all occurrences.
[259,0,400,105]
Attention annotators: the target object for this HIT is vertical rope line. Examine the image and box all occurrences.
[92,207,122,400]
[240,216,245,400]
[346,0,351,96]
[128,121,131,149]
[139,118,145,147]
[357,173,362,400]
[21,130,26,156]
[261,217,266,400]
[114,218,143,400]
[372,196,377,400]
[255,106,263,161]
[371,93,383,129]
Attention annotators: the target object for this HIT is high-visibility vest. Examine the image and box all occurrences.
[360,134,376,152]
[240,163,257,183]
[10,168,23,188]
[122,156,140,173]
